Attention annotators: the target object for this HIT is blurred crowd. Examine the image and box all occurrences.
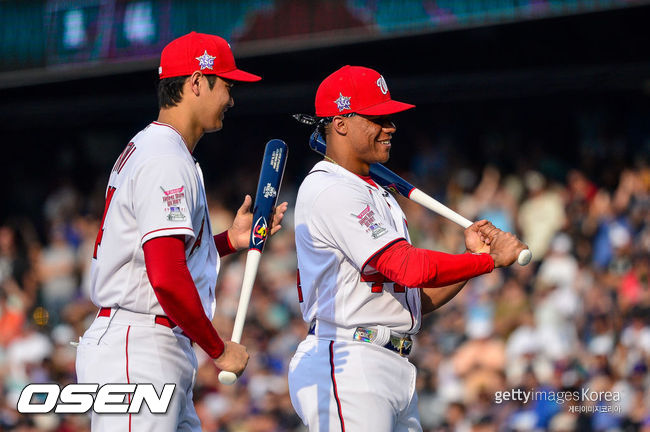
[0,126,649,432]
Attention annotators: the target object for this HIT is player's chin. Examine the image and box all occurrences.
[206,120,223,133]
[377,147,391,163]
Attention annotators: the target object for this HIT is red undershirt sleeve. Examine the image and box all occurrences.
[368,239,494,288]
[143,235,225,359]
[213,230,237,257]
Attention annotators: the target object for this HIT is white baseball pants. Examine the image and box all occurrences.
[288,336,422,432]
[75,308,201,432]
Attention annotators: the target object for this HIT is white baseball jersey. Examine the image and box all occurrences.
[90,121,218,318]
[294,160,422,335]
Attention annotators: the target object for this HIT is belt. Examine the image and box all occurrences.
[308,320,413,357]
[98,307,177,329]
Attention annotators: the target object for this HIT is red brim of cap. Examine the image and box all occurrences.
[217,68,262,82]
[356,99,415,116]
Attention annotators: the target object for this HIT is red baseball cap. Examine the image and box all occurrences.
[315,65,414,117]
[159,32,261,82]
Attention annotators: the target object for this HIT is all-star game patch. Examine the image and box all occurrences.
[352,205,388,239]
[161,186,187,221]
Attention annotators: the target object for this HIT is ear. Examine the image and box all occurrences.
[188,71,203,97]
[331,116,348,136]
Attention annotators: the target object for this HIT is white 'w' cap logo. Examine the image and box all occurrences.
[376,76,388,94]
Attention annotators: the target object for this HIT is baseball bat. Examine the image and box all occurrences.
[218,139,288,385]
[308,131,532,266]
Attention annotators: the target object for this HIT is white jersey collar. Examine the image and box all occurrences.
[150,121,193,159]
[311,160,380,190]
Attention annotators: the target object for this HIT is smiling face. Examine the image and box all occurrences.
[199,75,234,132]
[346,114,396,165]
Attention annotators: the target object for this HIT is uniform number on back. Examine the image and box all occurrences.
[361,273,405,293]
[112,142,136,174]
[93,186,117,259]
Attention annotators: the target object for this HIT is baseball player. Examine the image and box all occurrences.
[75,32,287,431]
[288,65,526,431]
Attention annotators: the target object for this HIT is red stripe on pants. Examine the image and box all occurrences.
[329,341,346,431]
[126,326,132,432]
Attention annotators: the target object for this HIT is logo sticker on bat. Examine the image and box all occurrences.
[263,183,277,198]
[270,148,284,172]
[251,216,268,247]
[384,184,399,195]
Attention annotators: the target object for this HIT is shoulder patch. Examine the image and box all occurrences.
[351,205,388,239]
[161,186,187,221]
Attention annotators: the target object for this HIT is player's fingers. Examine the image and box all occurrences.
[516,239,528,254]
[477,232,491,245]
[270,202,287,235]
[473,219,490,228]
[503,233,524,258]
[480,224,500,239]
[274,201,288,219]
[272,211,285,225]
[477,221,496,231]
[237,195,252,214]
[235,353,250,377]
[468,220,487,233]
[216,342,250,376]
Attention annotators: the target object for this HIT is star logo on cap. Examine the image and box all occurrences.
[334,93,351,112]
[195,50,216,70]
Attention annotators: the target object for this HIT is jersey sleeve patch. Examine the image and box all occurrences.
[352,204,389,239]
[133,156,199,246]
[309,183,403,271]
[161,185,187,221]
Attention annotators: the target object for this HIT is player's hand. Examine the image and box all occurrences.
[214,341,250,377]
[228,195,289,251]
[488,231,527,268]
[464,220,497,254]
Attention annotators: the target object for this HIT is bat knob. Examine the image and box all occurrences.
[218,371,238,385]
[517,249,532,266]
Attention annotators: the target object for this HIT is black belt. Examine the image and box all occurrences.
[308,321,413,357]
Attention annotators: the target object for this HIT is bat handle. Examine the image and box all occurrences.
[408,190,532,266]
[517,249,532,266]
[218,249,262,386]
[218,371,238,386]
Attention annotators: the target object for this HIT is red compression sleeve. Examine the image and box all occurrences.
[214,230,237,257]
[369,240,494,288]
[143,235,225,358]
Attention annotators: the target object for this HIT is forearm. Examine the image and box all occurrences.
[421,280,468,315]
[370,240,494,288]
[144,236,225,358]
